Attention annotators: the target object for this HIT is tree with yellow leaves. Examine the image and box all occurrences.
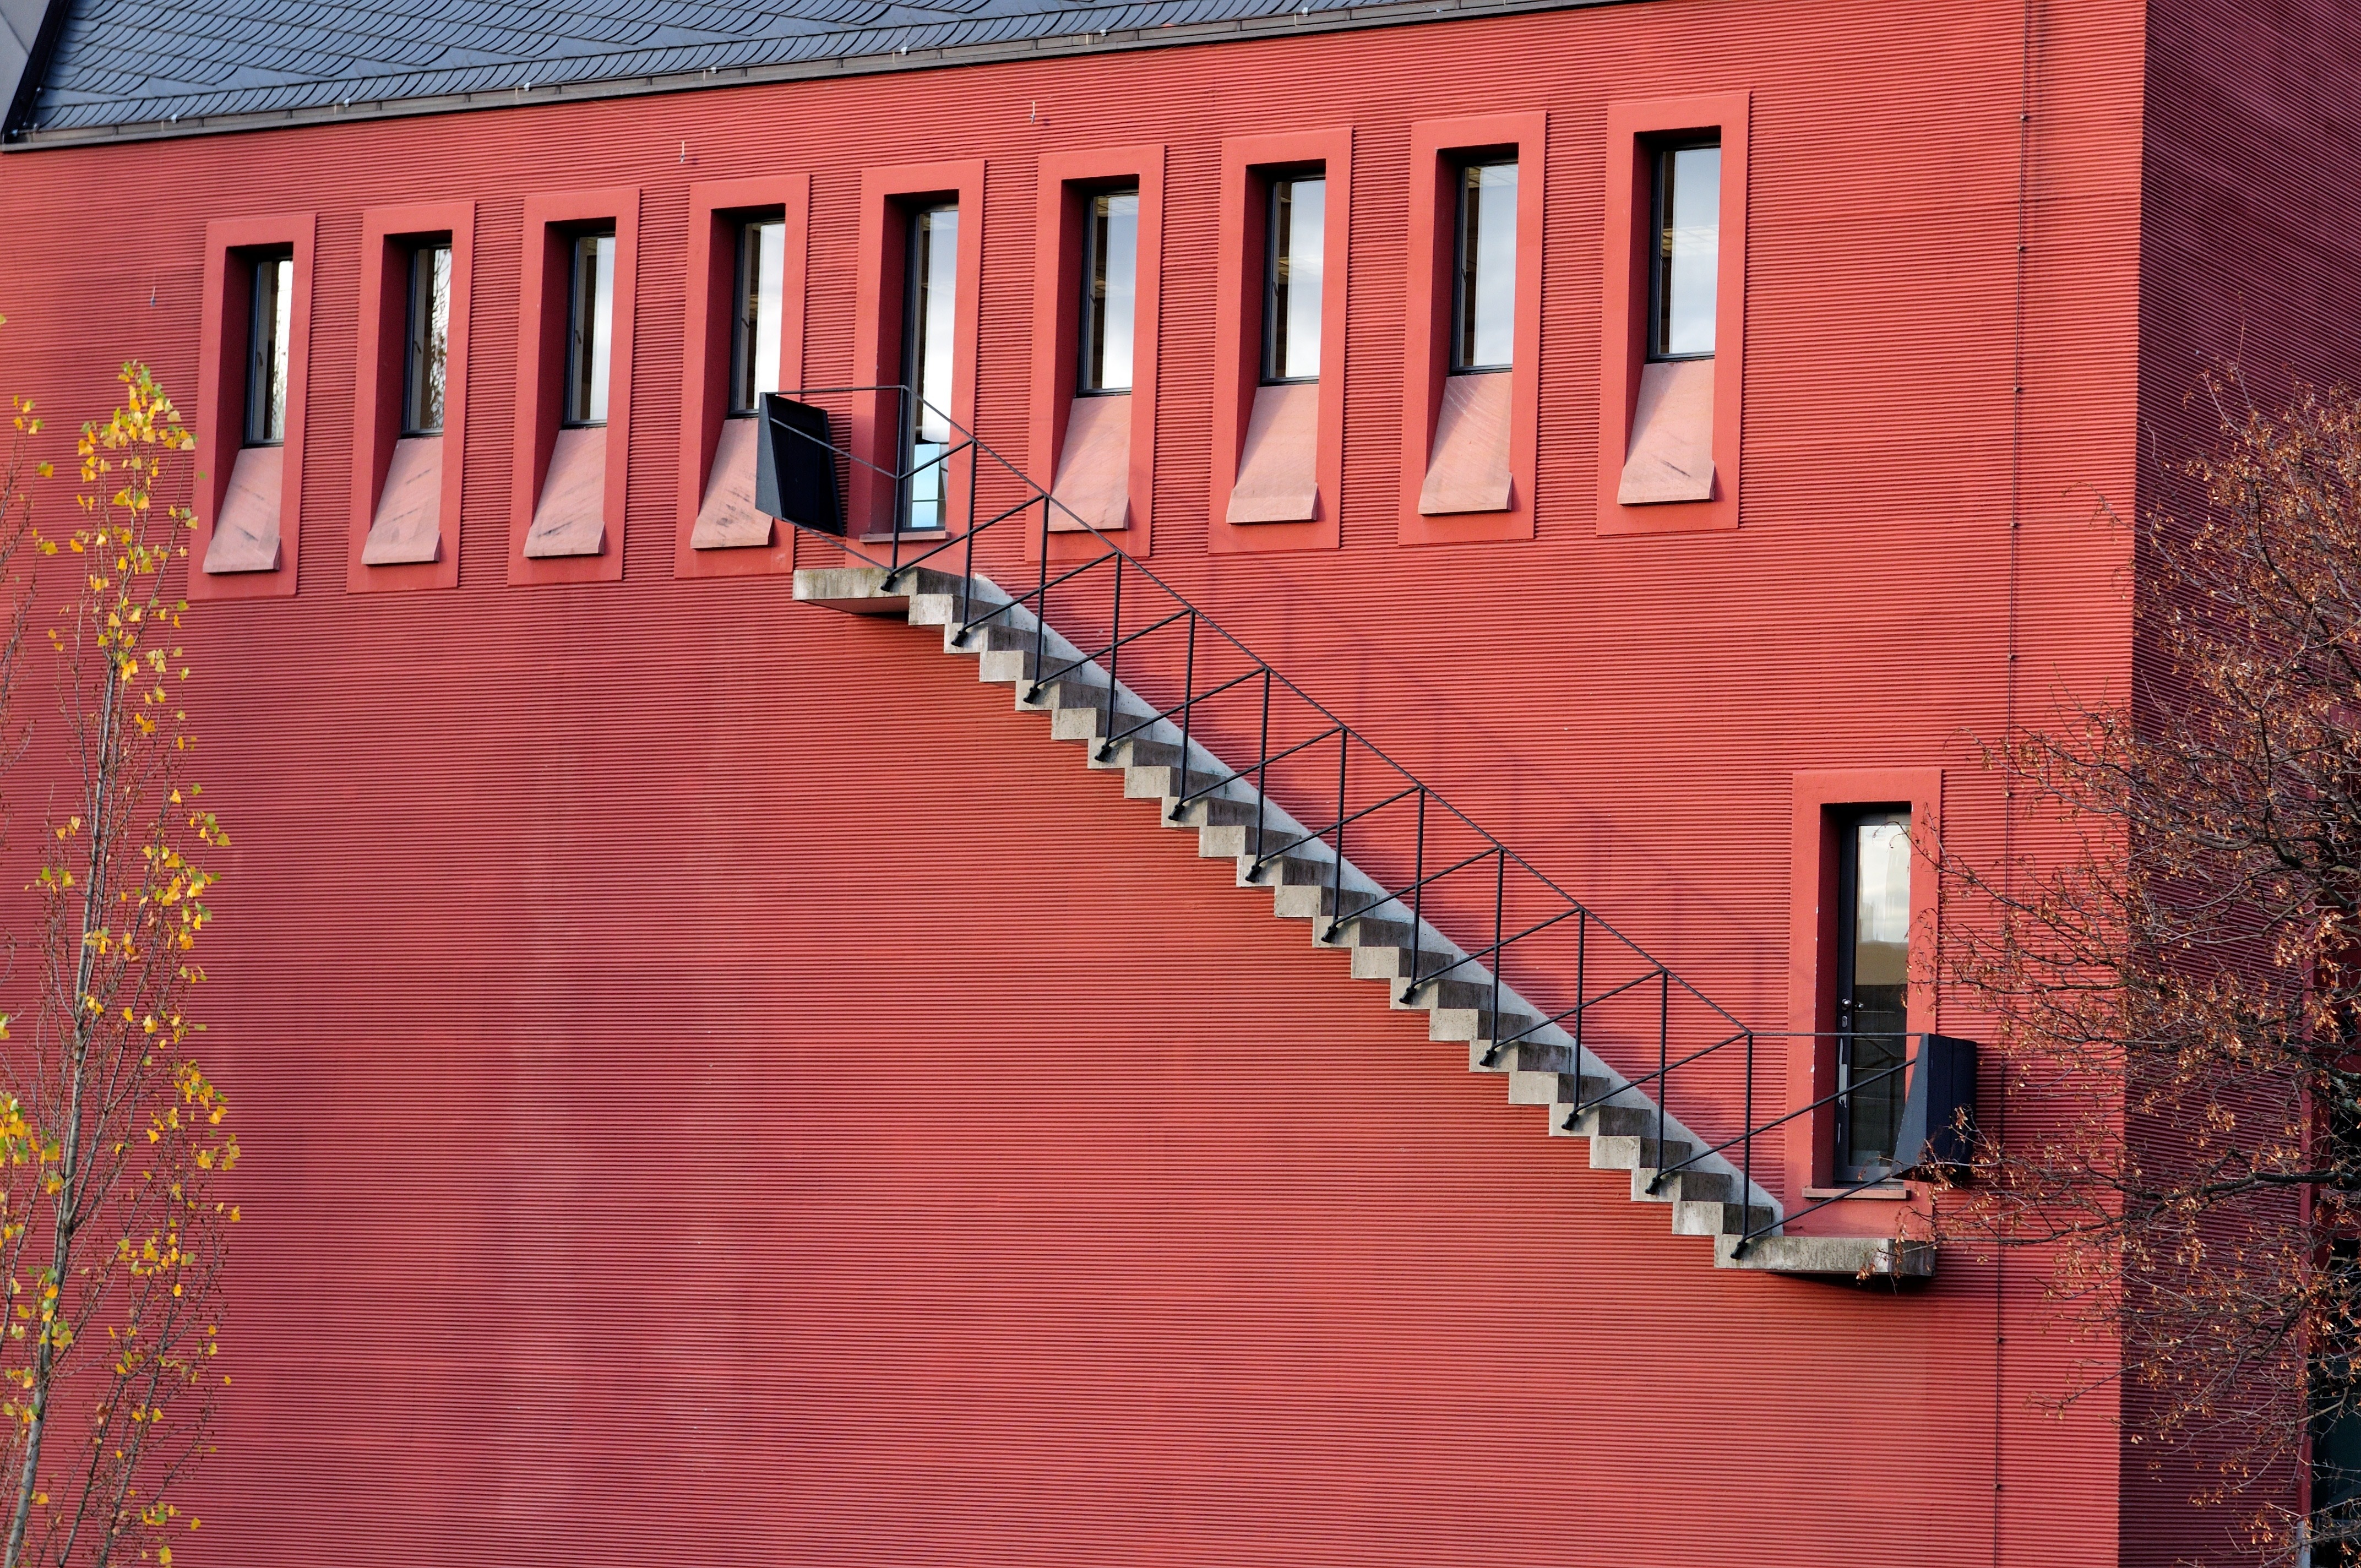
[0,341,237,1568]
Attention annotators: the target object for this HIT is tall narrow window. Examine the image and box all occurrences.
[901,203,960,531]
[564,230,616,427]
[244,252,294,446]
[1450,160,1517,373]
[402,242,452,437]
[730,217,786,416]
[1835,810,1912,1183]
[1077,187,1138,395]
[1262,173,1325,384]
[1650,141,1721,359]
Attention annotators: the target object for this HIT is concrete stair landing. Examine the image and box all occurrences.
[794,564,1934,1281]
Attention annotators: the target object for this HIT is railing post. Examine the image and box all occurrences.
[959,415,977,635]
[1574,912,1587,1065]
[1489,847,1505,1066]
[890,385,907,581]
[1655,968,1669,1186]
[1029,493,1051,705]
[1099,557,1123,764]
[1742,1028,1756,1251]
[1329,737,1348,943]
[1172,615,1196,824]
[1253,669,1272,878]
[1406,790,1427,1006]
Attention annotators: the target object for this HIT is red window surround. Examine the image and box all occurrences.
[1209,127,1352,558]
[1597,92,1750,537]
[1399,112,1544,548]
[350,203,474,594]
[508,188,640,587]
[191,212,315,601]
[1786,767,1943,1213]
[1026,145,1164,564]
[848,161,986,542]
[676,174,809,580]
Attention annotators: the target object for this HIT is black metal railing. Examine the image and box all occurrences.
[757,386,1974,1257]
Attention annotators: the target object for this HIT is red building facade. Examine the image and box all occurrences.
[1,0,2355,1559]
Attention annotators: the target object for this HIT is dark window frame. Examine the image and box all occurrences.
[1449,153,1517,375]
[242,248,295,448]
[563,226,617,429]
[899,199,960,532]
[727,209,788,418]
[1075,182,1140,398]
[1832,804,1913,1184]
[1646,135,1722,363]
[1259,166,1325,386]
[401,237,453,438]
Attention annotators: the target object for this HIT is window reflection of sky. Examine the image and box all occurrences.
[1856,819,1912,948]
[1660,146,1718,357]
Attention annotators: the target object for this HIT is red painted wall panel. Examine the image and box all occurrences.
[0,0,2168,1559]
[2125,1,2361,1559]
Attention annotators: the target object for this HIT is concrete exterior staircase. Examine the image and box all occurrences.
[796,564,1934,1281]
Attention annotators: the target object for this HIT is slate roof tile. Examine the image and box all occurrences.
[25,0,1396,130]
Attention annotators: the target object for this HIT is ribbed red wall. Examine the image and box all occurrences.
[0,0,2170,1559]
[2120,1,2361,1560]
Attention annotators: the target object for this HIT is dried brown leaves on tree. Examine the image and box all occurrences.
[0,339,236,1568]
[1940,382,2361,1562]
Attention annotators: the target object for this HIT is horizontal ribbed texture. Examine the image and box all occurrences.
[0,0,2170,1559]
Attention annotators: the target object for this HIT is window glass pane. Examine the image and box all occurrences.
[754,220,785,403]
[268,257,293,441]
[405,243,450,436]
[1454,161,1516,372]
[246,254,292,445]
[904,204,959,530]
[1654,144,1721,358]
[1264,175,1324,383]
[568,233,615,426]
[731,219,786,414]
[586,236,614,424]
[1079,189,1138,393]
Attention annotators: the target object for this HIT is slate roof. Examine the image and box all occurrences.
[14,0,1497,137]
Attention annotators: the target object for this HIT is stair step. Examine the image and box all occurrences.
[1326,914,1415,949]
[1120,758,1215,793]
[977,648,1040,687]
[1051,703,1161,745]
[1195,824,1318,865]
[1589,1136,1694,1171]
[1390,974,1510,1014]
[1630,1167,1736,1205]
[943,620,1035,653]
[973,653,1123,702]
[1430,1006,1541,1047]
[797,564,973,605]
[1348,944,1468,985]
[1039,676,1128,712]
[1674,1201,1776,1237]
[1714,1235,1935,1278]
[1580,1103,1669,1139]
[1505,1068,1605,1106]
[1267,881,1390,927]
[1174,796,1264,829]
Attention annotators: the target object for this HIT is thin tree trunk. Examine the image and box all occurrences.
[4,658,116,1568]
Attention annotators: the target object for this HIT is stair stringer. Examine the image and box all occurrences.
[792,564,1934,1281]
